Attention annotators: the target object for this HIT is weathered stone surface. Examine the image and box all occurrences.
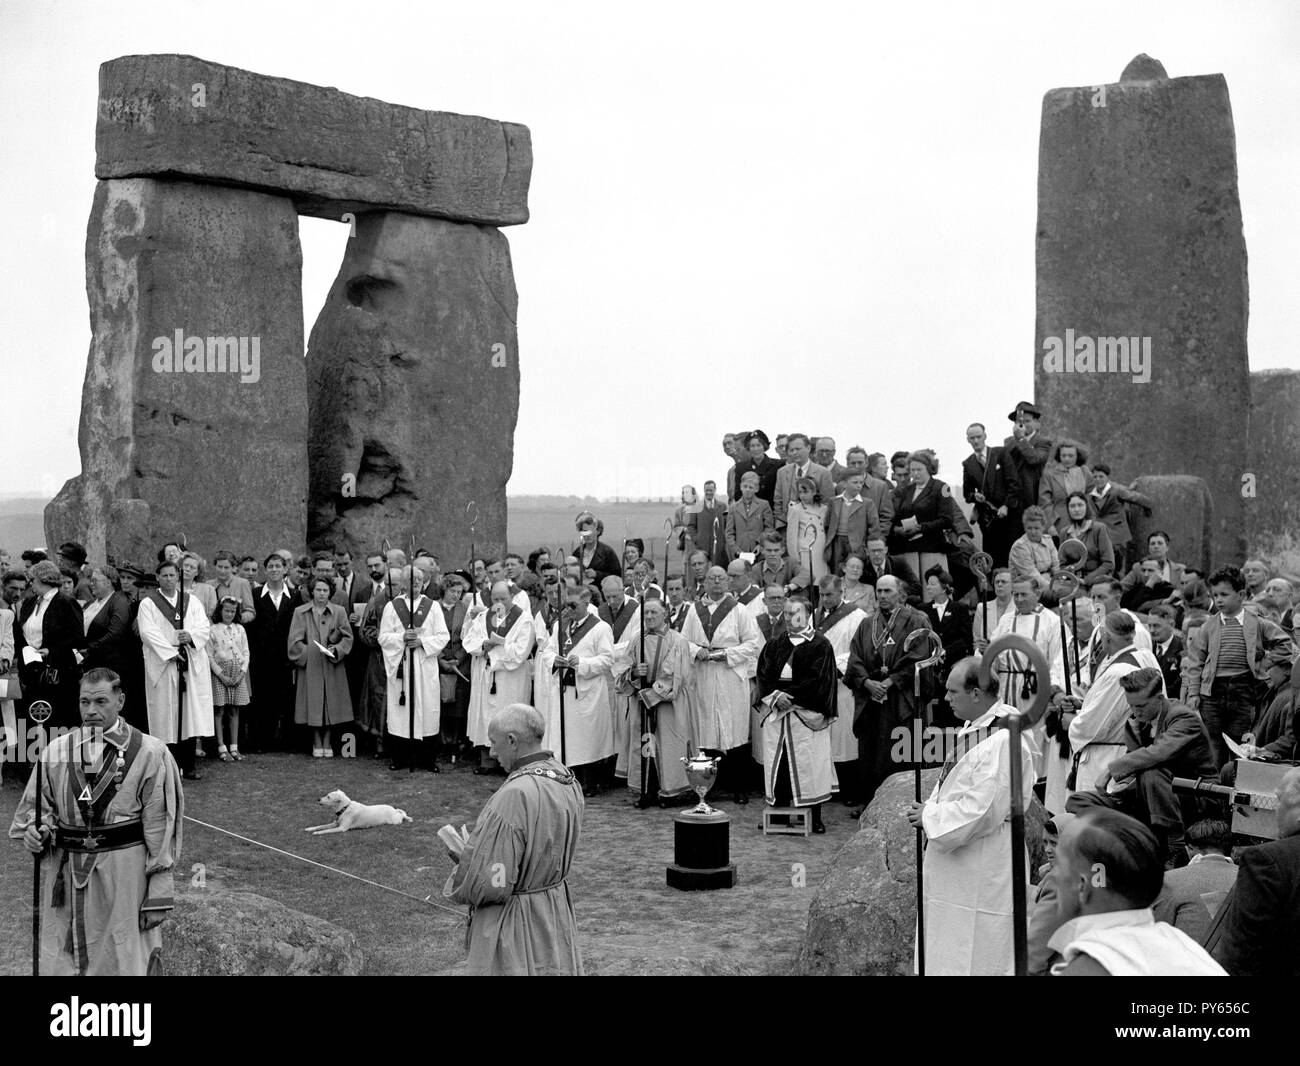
[798,769,1047,975]
[1034,58,1248,566]
[45,178,307,566]
[1246,370,1300,576]
[306,211,517,561]
[1128,475,1213,573]
[166,889,363,976]
[97,54,531,227]
[1121,54,1169,81]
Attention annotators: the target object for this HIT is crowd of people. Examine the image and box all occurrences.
[2,398,1298,976]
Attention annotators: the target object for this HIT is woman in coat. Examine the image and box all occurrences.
[1038,439,1092,538]
[288,576,355,757]
[888,451,955,600]
[80,565,139,722]
[731,430,782,506]
[574,511,622,588]
[14,559,83,728]
[1060,492,1115,588]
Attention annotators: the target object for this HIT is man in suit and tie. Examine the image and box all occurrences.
[1212,766,1300,975]
[823,472,881,574]
[1186,566,1293,770]
[333,547,374,722]
[1088,464,1152,572]
[773,433,835,533]
[1002,402,1052,515]
[249,553,300,751]
[813,436,850,485]
[862,537,921,607]
[664,575,691,631]
[756,585,787,643]
[961,422,1021,568]
[1119,531,1186,600]
[687,481,730,569]
[1147,605,1184,699]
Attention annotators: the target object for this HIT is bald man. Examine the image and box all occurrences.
[378,566,450,769]
[445,703,584,975]
[680,565,763,804]
[464,580,536,772]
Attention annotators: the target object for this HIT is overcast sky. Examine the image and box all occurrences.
[3,0,1297,501]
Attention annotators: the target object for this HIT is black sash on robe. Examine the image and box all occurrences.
[146,590,190,677]
[814,600,857,637]
[694,595,738,644]
[557,613,599,688]
[602,599,637,642]
[737,586,761,606]
[391,595,434,630]
[488,604,524,639]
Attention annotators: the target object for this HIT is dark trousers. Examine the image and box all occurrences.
[1067,766,1183,830]
[979,512,1017,569]
[1201,675,1261,770]
[168,740,195,775]
[388,734,441,769]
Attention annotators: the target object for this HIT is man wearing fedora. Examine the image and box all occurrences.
[1002,401,1052,522]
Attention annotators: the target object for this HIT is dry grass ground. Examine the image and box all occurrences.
[0,750,857,975]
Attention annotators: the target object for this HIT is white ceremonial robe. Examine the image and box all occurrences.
[1066,643,1162,797]
[532,610,555,726]
[1044,637,1093,815]
[464,608,535,746]
[138,592,213,743]
[681,599,761,751]
[820,607,868,764]
[605,605,642,779]
[990,607,1067,778]
[539,619,616,768]
[379,595,450,740]
[920,704,1037,976]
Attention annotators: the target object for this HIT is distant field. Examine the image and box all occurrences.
[508,502,679,565]
[0,500,685,570]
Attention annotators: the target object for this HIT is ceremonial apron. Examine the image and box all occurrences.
[759,639,834,807]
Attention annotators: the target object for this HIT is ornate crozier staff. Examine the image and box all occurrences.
[902,627,944,977]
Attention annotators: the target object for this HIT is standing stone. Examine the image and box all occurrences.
[1035,57,1248,565]
[1246,370,1300,576]
[306,211,518,562]
[1128,475,1213,574]
[45,178,306,566]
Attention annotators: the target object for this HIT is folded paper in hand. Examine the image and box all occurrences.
[438,823,471,860]
[21,647,42,666]
[313,640,334,658]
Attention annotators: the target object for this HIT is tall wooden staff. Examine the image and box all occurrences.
[977,633,1051,976]
[1058,538,1088,687]
[407,533,417,772]
[28,698,52,976]
[175,534,188,745]
[662,518,673,593]
[1050,567,1081,699]
[466,501,479,572]
[970,551,993,647]
[902,628,944,977]
[556,605,569,764]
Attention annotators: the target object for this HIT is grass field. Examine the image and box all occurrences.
[507,501,679,566]
[0,750,854,976]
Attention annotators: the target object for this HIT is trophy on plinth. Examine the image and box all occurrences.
[666,748,736,890]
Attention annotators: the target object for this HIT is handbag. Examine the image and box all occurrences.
[0,671,20,700]
[40,666,61,688]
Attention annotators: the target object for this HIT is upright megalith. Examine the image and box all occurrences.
[1034,56,1249,565]
[1246,369,1300,575]
[48,54,530,564]
[45,178,306,565]
[305,212,518,561]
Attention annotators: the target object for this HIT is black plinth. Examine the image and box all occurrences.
[666,809,736,890]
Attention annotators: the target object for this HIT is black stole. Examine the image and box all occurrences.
[815,600,857,636]
[391,595,434,630]
[557,613,599,688]
[146,589,189,630]
[737,585,761,606]
[694,595,738,643]
[603,599,637,641]
[488,604,523,639]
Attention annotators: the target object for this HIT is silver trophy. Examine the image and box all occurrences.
[681,750,721,815]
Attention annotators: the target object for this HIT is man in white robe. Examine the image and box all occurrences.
[538,585,615,793]
[599,576,641,783]
[1043,597,1096,814]
[814,575,867,802]
[137,560,212,780]
[464,580,535,768]
[680,566,762,804]
[378,567,450,768]
[907,655,1037,975]
[1062,610,1162,800]
[991,577,1066,779]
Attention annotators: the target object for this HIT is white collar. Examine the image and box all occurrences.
[1188,853,1234,866]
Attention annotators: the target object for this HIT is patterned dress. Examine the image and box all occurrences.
[208,622,251,706]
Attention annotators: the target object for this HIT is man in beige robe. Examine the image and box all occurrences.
[445,702,583,975]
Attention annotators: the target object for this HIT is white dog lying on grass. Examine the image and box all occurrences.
[304,789,413,835]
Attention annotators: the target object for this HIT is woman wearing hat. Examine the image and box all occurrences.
[13,559,83,728]
[1060,492,1115,588]
[573,511,621,588]
[288,576,355,757]
[887,451,955,601]
[731,430,781,506]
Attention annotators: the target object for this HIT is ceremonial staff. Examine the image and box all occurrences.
[557,607,569,764]
[800,522,818,609]
[1058,538,1088,687]
[977,633,1051,976]
[970,551,993,647]
[902,628,944,977]
[466,501,479,572]
[662,518,673,596]
[175,533,188,746]
[28,698,52,976]
[1050,567,1081,699]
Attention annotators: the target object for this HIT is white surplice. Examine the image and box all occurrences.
[818,606,868,764]
[990,607,1067,778]
[138,592,213,743]
[463,607,535,745]
[680,598,761,751]
[919,702,1037,976]
[1066,642,1163,796]
[378,595,450,740]
[538,618,616,768]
